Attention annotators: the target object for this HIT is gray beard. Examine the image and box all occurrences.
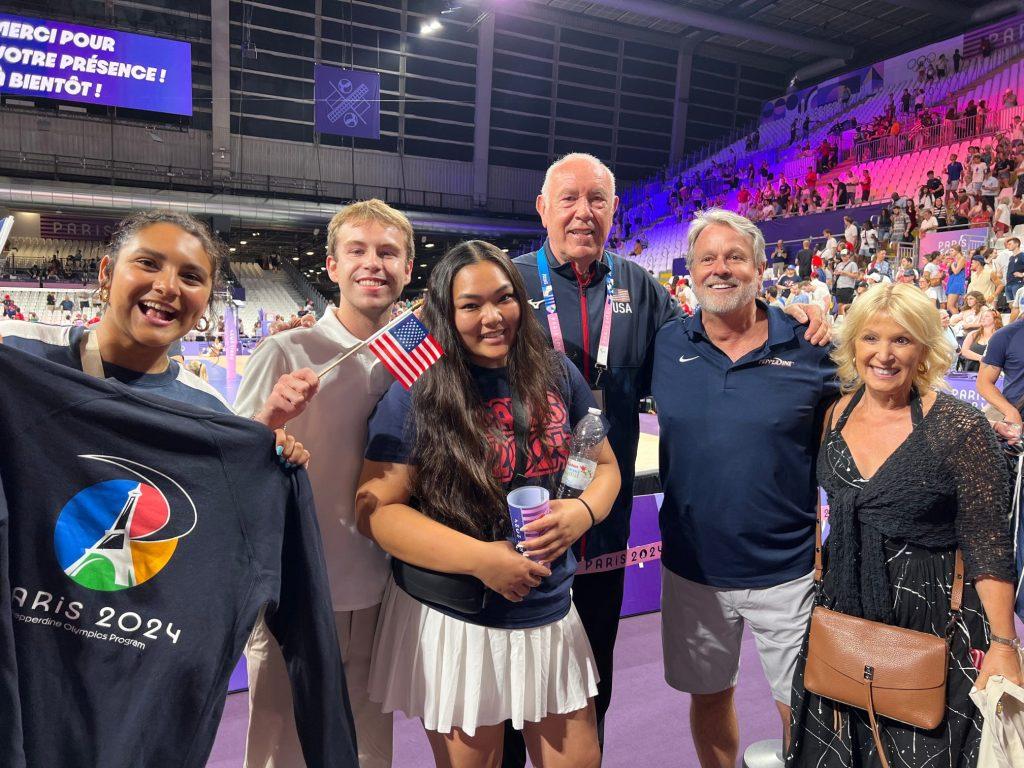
[694,279,759,314]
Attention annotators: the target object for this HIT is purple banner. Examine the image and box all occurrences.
[761,64,881,121]
[963,12,1024,60]
[945,371,1001,412]
[314,65,380,140]
[0,14,192,116]
[919,226,990,268]
[39,214,119,241]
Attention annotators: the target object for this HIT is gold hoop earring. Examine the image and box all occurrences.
[194,316,211,333]
[98,286,109,304]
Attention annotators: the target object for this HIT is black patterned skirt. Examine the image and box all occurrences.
[786,541,991,768]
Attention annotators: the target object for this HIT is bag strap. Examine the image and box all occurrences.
[511,390,529,486]
[949,549,965,619]
[80,329,105,379]
[863,668,891,768]
[509,361,574,490]
[814,503,824,585]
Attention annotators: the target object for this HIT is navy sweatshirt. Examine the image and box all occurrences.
[0,345,357,768]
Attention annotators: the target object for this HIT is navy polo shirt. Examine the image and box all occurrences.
[652,303,839,589]
[983,320,1024,406]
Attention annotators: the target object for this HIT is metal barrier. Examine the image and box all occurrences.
[839,104,1024,164]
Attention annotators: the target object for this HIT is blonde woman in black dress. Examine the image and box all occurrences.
[787,282,1022,767]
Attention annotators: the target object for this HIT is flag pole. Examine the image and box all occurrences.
[316,299,424,381]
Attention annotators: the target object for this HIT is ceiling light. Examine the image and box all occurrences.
[425,243,435,248]
[306,251,314,256]
[229,247,236,252]
[420,18,442,34]
[502,248,509,253]
[419,263,427,267]
[239,240,247,245]
[292,257,299,261]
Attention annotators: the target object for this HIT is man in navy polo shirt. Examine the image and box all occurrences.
[652,208,838,768]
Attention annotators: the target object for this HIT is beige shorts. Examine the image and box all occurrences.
[660,568,814,703]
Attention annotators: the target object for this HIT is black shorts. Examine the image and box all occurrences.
[836,287,855,305]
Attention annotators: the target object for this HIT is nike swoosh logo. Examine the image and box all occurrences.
[679,356,700,363]
[528,298,544,309]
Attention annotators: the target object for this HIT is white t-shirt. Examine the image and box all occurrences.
[972,162,987,184]
[822,236,838,260]
[922,261,946,299]
[233,307,394,611]
[996,203,1012,228]
[836,260,859,289]
[994,249,1012,279]
[981,176,1001,196]
[810,279,832,310]
[844,224,858,244]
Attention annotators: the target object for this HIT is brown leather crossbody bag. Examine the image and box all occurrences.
[803,505,962,768]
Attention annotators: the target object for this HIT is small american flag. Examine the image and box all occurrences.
[611,287,631,303]
[368,313,443,389]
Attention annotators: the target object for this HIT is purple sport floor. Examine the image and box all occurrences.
[204,380,1024,766]
[640,412,659,436]
[206,612,781,767]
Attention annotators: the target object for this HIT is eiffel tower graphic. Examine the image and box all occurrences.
[66,484,141,589]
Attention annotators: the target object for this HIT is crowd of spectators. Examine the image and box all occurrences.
[620,111,1024,278]
[1,245,100,286]
[660,218,1024,377]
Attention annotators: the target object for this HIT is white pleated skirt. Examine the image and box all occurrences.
[368,578,599,736]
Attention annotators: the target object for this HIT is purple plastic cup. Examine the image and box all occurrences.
[507,486,550,551]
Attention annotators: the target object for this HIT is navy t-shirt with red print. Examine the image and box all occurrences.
[364,353,602,629]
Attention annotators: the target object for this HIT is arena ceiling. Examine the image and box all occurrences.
[534,0,1007,73]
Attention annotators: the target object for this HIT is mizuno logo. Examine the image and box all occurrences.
[679,355,700,363]
[528,298,544,309]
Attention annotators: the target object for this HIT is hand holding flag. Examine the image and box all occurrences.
[317,302,443,388]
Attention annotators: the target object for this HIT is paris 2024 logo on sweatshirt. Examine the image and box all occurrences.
[53,455,197,591]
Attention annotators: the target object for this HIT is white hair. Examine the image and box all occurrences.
[685,208,766,271]
[540,153,616,200]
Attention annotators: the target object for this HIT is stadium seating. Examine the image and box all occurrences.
[0,287,97,320]
[4,237,104,269]
[230,261,308,332]
[615,41,1024,271]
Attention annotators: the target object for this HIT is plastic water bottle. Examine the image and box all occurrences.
[556,408,606,498]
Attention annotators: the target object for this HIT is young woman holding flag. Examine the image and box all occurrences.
[356,241,620,768]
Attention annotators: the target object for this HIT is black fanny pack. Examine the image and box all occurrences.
[391,559,489,614]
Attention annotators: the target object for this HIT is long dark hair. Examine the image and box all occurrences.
[411,241,561,539]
